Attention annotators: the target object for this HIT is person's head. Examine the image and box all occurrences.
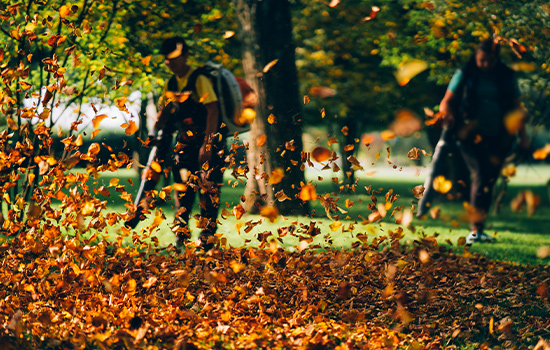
[161,37,189,73]
[475,38,500,71]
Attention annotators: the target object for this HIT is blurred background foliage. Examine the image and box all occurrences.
[1,0,550,156]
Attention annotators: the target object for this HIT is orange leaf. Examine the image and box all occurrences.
[123,120,138,135]
[381,130,395,140]
[150,161,162,173]
[269,168,285,184]
[92,114,108,129]
[311,146,331,162]
[59,5,71,18]
[91,129,101,139]
[233,204,246,220]
[256,135,267,147]
[263,59,279,73]
[299,184,317,201]
[260,205,279,223]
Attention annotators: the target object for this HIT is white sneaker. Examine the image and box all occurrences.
[466,231,496,245]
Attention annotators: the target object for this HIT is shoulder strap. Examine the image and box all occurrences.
[183,67,210,93]
[167,75,178,92]
[166,67,210,93]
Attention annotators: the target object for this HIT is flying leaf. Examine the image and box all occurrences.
[123,120,138,135]
[299,184,317,201]
[363,6,380,21]
[309,86,337,99]
[381,130,395,141]
[260,206,279,223]
[412,185,425,199]
[504,109,525,135]
[233,205,246,220]
[269,168,285,184]
[268,114,277,124]
[510,62,536,72]
[395,60,428,86]
[329,0,340,8]
[59,5,71,18]
[150,161,162,173]
[263,59,279,73]
[330,221,342,232]
[433,176,452,194]
[19,81,32,90]
[390,109,422,137]
[311,146,331,163]
[256,135,267,147]
[223,31,235,39]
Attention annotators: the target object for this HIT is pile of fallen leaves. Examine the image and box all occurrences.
[1,229,549,350]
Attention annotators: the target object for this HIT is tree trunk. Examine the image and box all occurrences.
[235,0,309,215]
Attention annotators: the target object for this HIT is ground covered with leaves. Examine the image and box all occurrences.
[1,229,549,350]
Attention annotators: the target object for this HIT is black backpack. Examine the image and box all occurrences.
[168,62,250,135]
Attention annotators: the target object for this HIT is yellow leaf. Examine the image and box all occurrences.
[173,183,187,192]
[240,108,256,124]
[150,161,162,173]
[433,175,452,194]
[269,168,285,184]
[299,184,317,201]
[223,31,235,39]
[501,164,516,177]
[75,134,83,146]
[381,130,396,141]
[19,81,32,90]
[260,205,279,223]
[329,221,342,232]
[108,178,119,187]
[82,200,95,216]
[268,114,277,124]
[59,5,71,18]
[504,109,525,135]
[394,60,428,86]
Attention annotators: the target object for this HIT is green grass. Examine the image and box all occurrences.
[82,163,550,265]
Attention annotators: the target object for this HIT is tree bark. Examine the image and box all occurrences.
[235,0,309,215]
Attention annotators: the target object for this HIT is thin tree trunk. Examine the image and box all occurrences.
[235,0,309,215]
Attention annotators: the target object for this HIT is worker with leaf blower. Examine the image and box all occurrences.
[125,37,228,251]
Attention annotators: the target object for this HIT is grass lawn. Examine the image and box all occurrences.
[91,163,550,266]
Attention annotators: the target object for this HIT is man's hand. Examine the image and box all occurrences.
[441,113,455,128]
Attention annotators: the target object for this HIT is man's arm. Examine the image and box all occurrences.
[439,89,458,128]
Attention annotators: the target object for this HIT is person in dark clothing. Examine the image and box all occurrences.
[125,37,226,251]
[417,38,528,244]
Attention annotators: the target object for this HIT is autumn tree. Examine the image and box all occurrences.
[234,0,309,215]
[293,0,440,187]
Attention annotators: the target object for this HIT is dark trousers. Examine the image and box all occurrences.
[171,141,225,241]
[458,137,509,232]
